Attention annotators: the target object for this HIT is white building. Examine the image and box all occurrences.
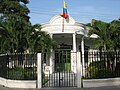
[41,15,98,74]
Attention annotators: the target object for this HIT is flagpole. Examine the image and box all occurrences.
[62,17,64,32]
[62,0,65,32]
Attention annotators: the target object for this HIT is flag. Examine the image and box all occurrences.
[63,0,68,19]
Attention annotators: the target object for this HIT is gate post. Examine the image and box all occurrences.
[77,52,82,88]
[37,53,42,89]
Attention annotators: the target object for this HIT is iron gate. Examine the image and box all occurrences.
[42,49,77,87]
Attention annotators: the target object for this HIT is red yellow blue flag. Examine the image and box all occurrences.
[63,0,68,19]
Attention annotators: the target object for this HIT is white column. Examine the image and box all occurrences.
[81,36,85,76]
[77,52,82,88]
[37,53,42,89]
[49,34,54,74]
[71,33,77,73]
[73,33,77,52]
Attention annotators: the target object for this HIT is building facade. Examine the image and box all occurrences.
[41,15,97,74]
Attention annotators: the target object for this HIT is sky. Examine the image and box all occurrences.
[27,0,120,25]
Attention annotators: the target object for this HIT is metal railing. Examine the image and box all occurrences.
[42,70,76,87]
[82,50,120,79]
[0,53,37,80]
[42,51,77,87]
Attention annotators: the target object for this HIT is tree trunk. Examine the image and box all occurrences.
[104,44,108,68]
[113,54,117,71]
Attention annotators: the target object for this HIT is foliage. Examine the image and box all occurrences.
[0,0,30,53]
[0,0,30,15]
[0,16,31,53]
[0,0,56,53]
[88,19,112,50]
[25,24,57,53]
[87,19,120,72]
[87,61,115,79]
[8,67,37,80]
[88,19,120,51]
[109,19,120,50]
[42,72,48,85]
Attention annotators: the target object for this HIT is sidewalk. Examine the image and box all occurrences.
[0,85,120,90]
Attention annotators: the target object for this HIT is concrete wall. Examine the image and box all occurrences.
[83,78,120,88]
[0,76,120,88]
[0,77,36,88]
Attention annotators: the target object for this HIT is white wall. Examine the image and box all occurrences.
[0,77,36,88]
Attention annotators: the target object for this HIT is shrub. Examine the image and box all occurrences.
[8,68,24,80]
[8,67,37,80]
[87,60,115,79]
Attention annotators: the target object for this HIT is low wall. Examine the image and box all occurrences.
[0,76,120,88]
[83,78,120,88]
[0,77,36,88]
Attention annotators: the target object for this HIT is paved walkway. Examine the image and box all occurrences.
[43,72,76,87]
[0,72,120,90]
[0,85,120,90]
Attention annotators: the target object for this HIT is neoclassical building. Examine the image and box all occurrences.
[41,15,97,74]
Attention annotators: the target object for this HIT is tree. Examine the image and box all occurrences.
[26,24,57,53]
[88,19,120,71]
[0,0,30,53]
[109,19,120,71]
[109,19,120,50]
[0,0,56,54]
[88,19,113,50]
[0,0,29,14]
[88,19,120,50]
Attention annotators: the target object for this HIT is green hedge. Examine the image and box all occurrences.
[8,67,37,80]
[87,60,116,79]
[88,66,114,79]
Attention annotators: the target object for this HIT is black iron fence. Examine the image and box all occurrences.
[82,50,120,79]
[42,71,76,87]
[1,50,120,81]
[0,53,37,80]
[42,50,77,87]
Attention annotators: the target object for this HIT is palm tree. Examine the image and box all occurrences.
[26,24,56,53]
[88,19,113,69]
[109,19,120,71]
[109,19,120,50]
[0,17,56,53]
[88,19,120,71]
[0,0,30,53]
[0,17,20,53]
[88,19,113,50]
